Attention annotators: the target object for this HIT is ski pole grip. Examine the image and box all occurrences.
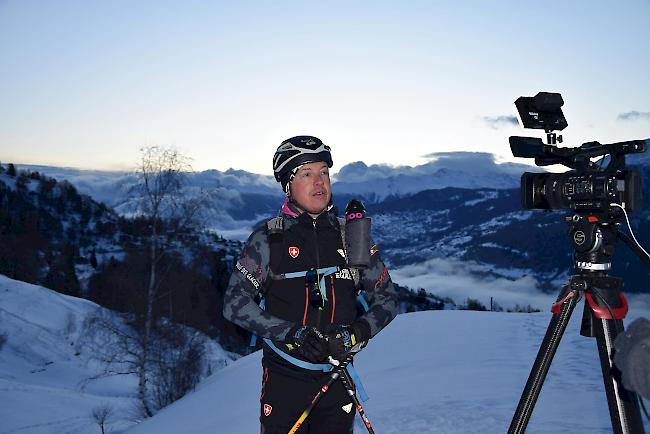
[328,355,354,369]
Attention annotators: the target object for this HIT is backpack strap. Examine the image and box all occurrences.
[250,217,284,347]
[337,217,361,289]
[266,216,284,235]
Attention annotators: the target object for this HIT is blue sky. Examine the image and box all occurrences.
[1,0,649,175]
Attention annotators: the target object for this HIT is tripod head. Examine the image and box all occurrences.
[566,213,618,272]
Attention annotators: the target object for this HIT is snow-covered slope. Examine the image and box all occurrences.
[2,276,649,434]
[125,307,650,434]
[0,275,234,434]
[0,275,137,433]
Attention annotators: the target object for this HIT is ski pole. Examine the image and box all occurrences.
[287,355,353,434]
[339,367,376,434]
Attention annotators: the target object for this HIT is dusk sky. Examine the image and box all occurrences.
[1,0,649,175]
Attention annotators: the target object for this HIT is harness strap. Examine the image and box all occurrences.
[250,266,343,346]
[264,338,369,401]
[264,338,332,371]
[271,266,340,302]
[357,291,370,312]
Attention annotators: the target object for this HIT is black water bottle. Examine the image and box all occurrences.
[344,199,371,268]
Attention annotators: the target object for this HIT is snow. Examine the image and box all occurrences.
[0,275,136,433]
[464,190,499,206]
[0,275,234,434]
[125,310,650,434]
[2,273,649,433]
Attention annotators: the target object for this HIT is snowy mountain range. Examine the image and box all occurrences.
[2,274,649,433]
[333,152,534,201]
[18,152,530,207]
[14,149,650,311]
[16,152,535,244]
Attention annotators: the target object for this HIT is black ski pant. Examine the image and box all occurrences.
[259,360,356,434]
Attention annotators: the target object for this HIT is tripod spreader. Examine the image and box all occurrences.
[551,275,628,321]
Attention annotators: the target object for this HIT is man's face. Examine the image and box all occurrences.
[290,161,332,216]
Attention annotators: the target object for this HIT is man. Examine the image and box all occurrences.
[223,135,399,433]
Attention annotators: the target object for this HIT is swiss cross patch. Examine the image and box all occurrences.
[263,403,273,416]
[289,246,300,258]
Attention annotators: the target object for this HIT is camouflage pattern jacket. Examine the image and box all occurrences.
[223,205,398,366]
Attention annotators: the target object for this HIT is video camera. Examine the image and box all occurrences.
[509,92,647,214]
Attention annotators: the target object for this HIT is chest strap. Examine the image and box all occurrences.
[270,266,340,302]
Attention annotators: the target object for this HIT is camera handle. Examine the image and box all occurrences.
[545,129,562,145]
[508,215,646,434]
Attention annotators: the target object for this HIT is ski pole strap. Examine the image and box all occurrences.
[345,365,369,402]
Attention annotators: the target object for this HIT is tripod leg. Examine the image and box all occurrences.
[508,286,580,434]
[587,292,645,434]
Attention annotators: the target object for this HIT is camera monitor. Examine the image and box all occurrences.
[515,92,568,132]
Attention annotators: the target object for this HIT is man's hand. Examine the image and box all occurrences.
[324,322,370,360]
[286,325,329,363]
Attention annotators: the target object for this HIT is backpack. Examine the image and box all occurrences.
[265,215,361,289]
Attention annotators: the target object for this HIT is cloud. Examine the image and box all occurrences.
[482,115,519,129]
[391,257,555,310]
[617,111,650,121]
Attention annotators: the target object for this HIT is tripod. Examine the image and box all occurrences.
[508,211,646,434]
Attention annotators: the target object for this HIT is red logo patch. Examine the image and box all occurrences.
[289,246,300,258]
[264,404,273,416]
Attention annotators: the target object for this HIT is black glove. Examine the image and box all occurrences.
[614,317,650,400]
[286,325,329,363]
[324,321,371,361]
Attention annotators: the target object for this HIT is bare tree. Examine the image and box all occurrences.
[149,325,206,409]
[82,146,208,417]
[81,308,207,419]
[132,146,193,416]
[130,146,201,416]
[91,403,113,434]
[131,146,214,416]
